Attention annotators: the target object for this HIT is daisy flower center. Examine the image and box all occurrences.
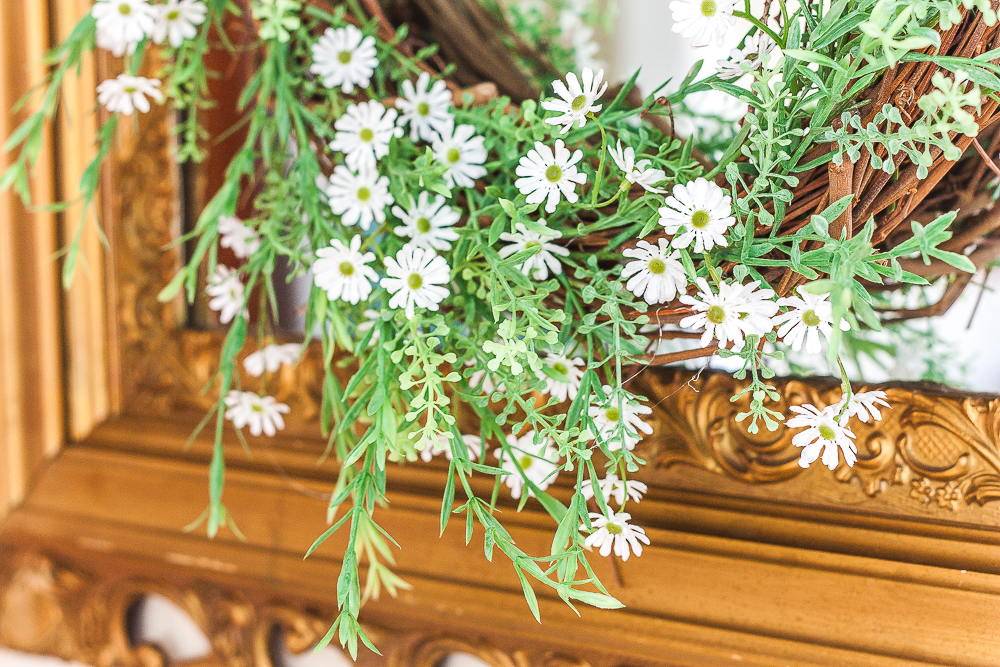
[167,9,180,19]
[417,102,430,116]
[251,403,263,413]
[605,407,620,422]
[545,165,563,182]
[118,3,132,14]
[359,128,374,142]
[416,217,431,233]
[571,94,588,111]
[552,362,568,375]
[606,522,623,535]
[707,304,726,324]
[525,240,541,249]
[337,51,352,64]
[802,309,821,327]
[356,186,371,202]
[648,258,666,275]
[446,147,461,164]
[339,261,355,276]
[701,0,717,17]
[819,424,837,440]
[690,210,710,228]
[124,86,138,93]
[519,455,533,470]
[407,273,423,289]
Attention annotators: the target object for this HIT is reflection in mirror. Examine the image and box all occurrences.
[269,626,353,667]
[128,594,212,664]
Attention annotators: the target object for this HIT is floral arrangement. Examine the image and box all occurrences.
[6,0,1000,656]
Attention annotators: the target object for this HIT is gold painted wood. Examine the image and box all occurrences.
[2,2,1000,666]
[0,0,64,517]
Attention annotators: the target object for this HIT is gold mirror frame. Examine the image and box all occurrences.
[2,3,999,665]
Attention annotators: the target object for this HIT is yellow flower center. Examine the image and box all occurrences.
[124,86,137,93]
[338,50,352,64]
[417,101,430,116]
[571,94,588,111]
[701,0,717,17]
[802,309,821,327]
[407,273,423,289]
[525,240,540,249]
[356,186,371,202]
[251,403,263,413]
[447,147,461,164]
[819,424,837,440]
[359,128,374,142]
[606,522,623,535]
[416,217,431,233]
[166,9,180,20]
[552,362,568,375]
[707,305,726,324]
[339,261,355,276]
[118,3,131,15]
[691,210,710,229]
[545,165,563,182]
[605,407,620,422]
[519,455,533,470]
[648,258,666,275]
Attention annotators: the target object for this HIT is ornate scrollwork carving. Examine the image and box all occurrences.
[0,549,607,667]
[631,371,1000,512]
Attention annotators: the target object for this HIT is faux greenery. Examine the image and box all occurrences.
[5,0,1000,656]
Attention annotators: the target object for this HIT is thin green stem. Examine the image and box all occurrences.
[733,11,784,48]
[590,116,609,206]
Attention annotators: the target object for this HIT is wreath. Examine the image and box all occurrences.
[6,0,1000,655]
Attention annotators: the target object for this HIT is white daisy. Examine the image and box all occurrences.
[217,215,260,259]
[583,511,650,562]
[322,166,393,231]
[96,75,163,116]
[669,0,737,48]
[580,473,648,506]
[92,0,157,56]
[608,140,668,193]
[514,140,587,214]
[243,343,302,377]
[310,25,378,94]
[836,390,890,425]
[498,222,570,281]
[329,101,403,172]
[678,277,747,349]
[395,71,454,142]
[419,433,483,463]
[495,431,561,500]
[733,279,779,339]
[587,386,653,452]
[206,265,245,324]
[224,390,290,437]
[381,245,451,318]
[392,192,461,251]
[432,122,487,188]
[717,32,776,80]
[541,67,608,134]
[658,177,736,254]
[152,0,206,48]
[535,352,585,402]
[773,291,849,355]
[312,235,379,304]
[621,239,687,305]
[786,403,858,470]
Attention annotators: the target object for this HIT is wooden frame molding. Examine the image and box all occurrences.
[2,3,999,665]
